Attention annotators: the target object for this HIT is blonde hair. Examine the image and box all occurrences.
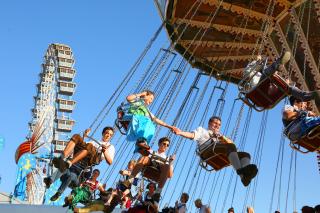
[247,206,255,213]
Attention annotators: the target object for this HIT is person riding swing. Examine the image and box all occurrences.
[240,51,320,109]
[122,90,176,152]
[173,116,258,186]
[121,137,175,199]
[282,96,320,152]
[64,169,105,211]
[53,127,115,172]
[48,126,115,201]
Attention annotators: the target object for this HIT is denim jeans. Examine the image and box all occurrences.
[300,116,320,137]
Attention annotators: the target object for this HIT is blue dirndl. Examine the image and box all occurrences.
[124,114,156,145]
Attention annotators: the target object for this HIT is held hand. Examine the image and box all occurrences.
[119,170,125,175]
[217,134,224,140]
[218,135,232,144]
[83,128,91,138]
[171,126,181,134]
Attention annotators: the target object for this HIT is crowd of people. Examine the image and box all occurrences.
[42,51,320,212]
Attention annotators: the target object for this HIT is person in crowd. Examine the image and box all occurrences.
[194,198,211,213]
[247,206,255,213]
[301,206,316,213]
[174,193,189,213]
[143,182,157,203]
[228,207,235,213]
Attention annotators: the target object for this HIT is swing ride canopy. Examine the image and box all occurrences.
[156,0,320,110]
[1,1,319,212]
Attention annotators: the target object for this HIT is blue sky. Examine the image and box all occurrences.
[0,1,319,212]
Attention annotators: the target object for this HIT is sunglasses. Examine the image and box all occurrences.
[161,142,170,147]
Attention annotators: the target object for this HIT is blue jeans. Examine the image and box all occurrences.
[300,116,320,137]
[57,169,79,194]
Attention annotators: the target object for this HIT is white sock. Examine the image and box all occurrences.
[227,152,242,171]
[66,160,72,168]
[126,177,134,183]
[240,157,251,167]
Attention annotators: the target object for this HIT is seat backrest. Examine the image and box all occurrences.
[143,166,161,183]
[307,125,320,139]
[283,119,303,141]
[244,74,287,109]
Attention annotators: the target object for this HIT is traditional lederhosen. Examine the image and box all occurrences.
[71,134,103,166]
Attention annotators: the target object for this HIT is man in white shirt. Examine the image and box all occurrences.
[122,137,175,199]
[48,127,115,201]
[53,126,115,173]
[175,193,189,213]
[173,116,258,186]
[195,199,211,213]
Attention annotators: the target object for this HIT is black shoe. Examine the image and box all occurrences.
[237,164,258,187]
[50,191,62,201]
[43,177,52,189]
[52,157,68,173]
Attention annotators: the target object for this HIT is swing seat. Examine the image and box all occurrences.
[115,103,156,143]
[115,105,130,135]
[143,166,161,183]
[239,74,288,112]
[289,125,320,153]
[198,141,230,171]
[142,153,169,183]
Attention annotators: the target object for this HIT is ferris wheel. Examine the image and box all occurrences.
[14,43,77,204]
